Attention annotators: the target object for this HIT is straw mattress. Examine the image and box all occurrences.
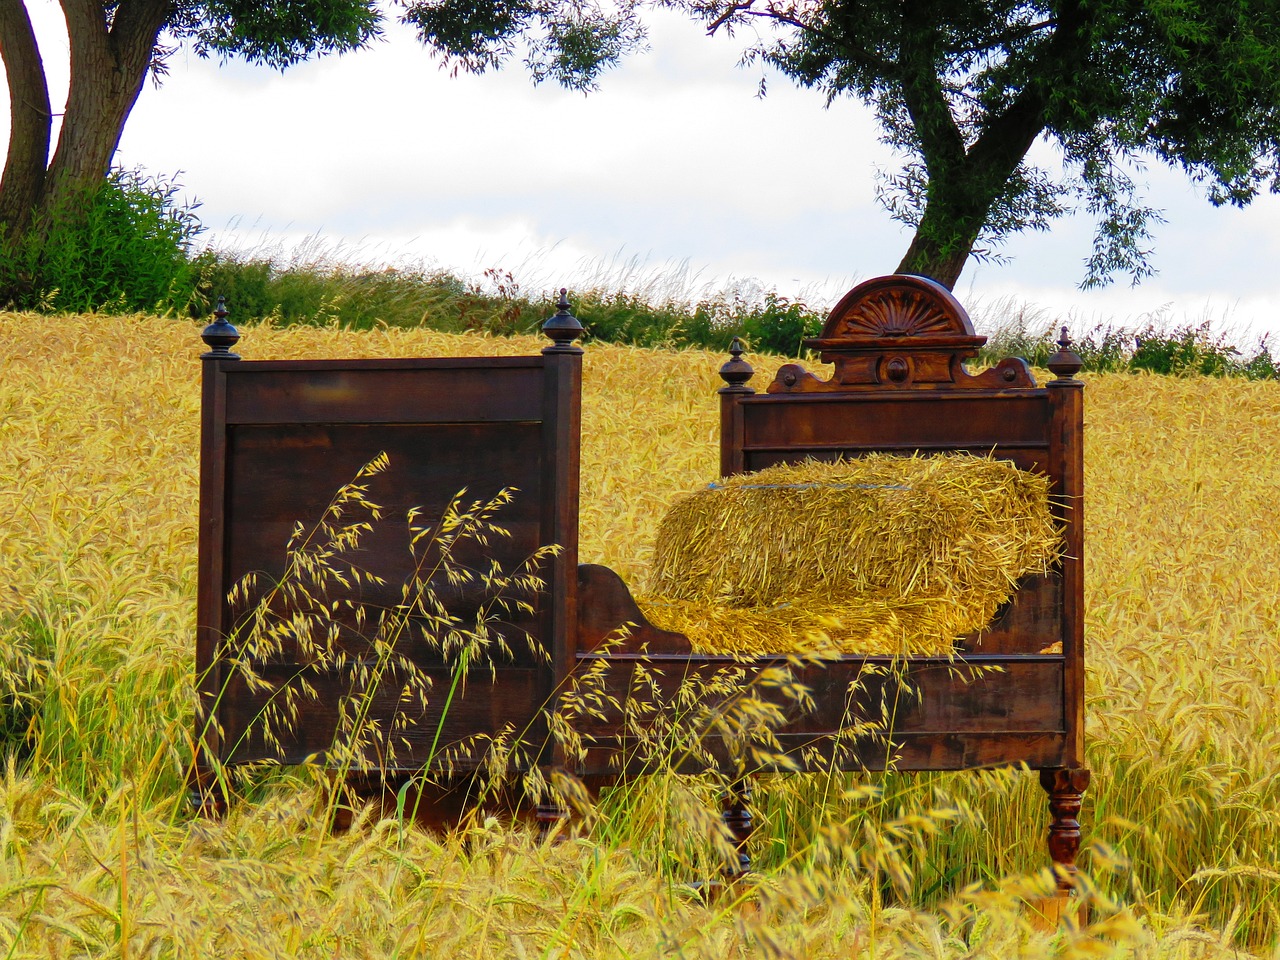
[636,454,1060,656]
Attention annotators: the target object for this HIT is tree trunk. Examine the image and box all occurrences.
[0,0,170,243]
[894,209,981,290]
[0,3,52,236]
[889,2,1084,289]
[42,0,171,211]
[893,99,1052,289]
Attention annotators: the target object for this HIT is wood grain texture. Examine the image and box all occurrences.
[195,276,1087,879]
[196,351,580,789]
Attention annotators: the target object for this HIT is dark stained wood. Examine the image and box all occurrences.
[722,782,753,877]
[740,393,1053,449]
[769,276,1038,392]
[706,275,1087,876]
[1047,345,1086,768]
[960,573,1064,655]
[576,564,693,654]
[1040,767,1092,890]
[223,359,547,424]
[194,276,1087,888]
[541,350,583,668]
[569,652,1066,742]
[195,324,583,807]
[195,351,234,770]
[539,342,584,772]
[578,732,1071,779]
[217,664,545,770]
[718,337,755,477]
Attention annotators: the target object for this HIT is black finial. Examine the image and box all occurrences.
[718,336,755,394]
[1046,325,1083,380]
[200,296,241,359]
[541,288,584,355]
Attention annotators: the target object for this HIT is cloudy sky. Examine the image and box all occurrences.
[12,1,1280,339]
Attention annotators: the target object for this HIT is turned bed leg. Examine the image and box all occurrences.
[1031,767,1091,927]
[722,779,754,879]
[186,767,228,819]
[1040,767,1091,888]
[535,797,569,840]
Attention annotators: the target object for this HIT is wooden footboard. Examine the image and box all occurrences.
[193,296,584,797]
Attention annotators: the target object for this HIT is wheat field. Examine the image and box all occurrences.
[1,310,1279,957]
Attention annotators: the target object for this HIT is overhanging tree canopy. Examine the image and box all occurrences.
[0,0,641,246]
[679,0,1280,288]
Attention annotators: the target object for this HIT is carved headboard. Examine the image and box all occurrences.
[714,274,1085,667]
[768,274,1037,393]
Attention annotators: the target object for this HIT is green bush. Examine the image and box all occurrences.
[194,244,1279,378]
[738,292,824,356]
[0,167,205,314]
[1129,321,1255,377]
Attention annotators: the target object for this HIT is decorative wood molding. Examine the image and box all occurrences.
[766,275,1038,392]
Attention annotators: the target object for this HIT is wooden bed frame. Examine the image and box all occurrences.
[193,294,584,821]
[193,276,1087,901]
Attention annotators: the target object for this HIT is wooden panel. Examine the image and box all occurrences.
[570,655,1070,742]
[743,446,1049,475]
[199,349,582,781]
[774,730,1069,771]
[739,393,1052,450]
[225,423,544,535]
[224,359,546,424]
[220,422,549,667]
[785,657,1064,735]
[570,651,1068,776]
[960,573,1064,654]
[580,731,1069,777]
[218,664,545,771]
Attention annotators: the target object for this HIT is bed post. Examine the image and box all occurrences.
[715,341,757,875]
[722,780,754,879]
[191,297,240,817]
[537,289,584,834]
[718,337,755,477]
[1039,327,1088,921]
[1046,325,1085,767]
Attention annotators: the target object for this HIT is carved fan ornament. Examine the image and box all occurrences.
[767,275,1039,392]
[831,286,961,339]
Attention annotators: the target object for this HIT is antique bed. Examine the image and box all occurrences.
[193,275,1088,902]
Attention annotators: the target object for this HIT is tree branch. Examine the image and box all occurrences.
[896,3,965,172]
[964,2,1087,181]
[706,1,754,36]
[942,18,1057,57]
[707,0,896,74]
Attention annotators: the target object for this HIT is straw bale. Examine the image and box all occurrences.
[639,454,1059,656]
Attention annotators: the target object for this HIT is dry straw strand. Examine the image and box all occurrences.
[638,454,1059,656]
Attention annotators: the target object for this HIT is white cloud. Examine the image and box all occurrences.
[6,3,1280,337]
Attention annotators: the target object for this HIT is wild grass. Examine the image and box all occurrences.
[195,243,1280,376]
[2,310,1280,956]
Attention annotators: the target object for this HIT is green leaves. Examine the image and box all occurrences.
[401,0,528,75]
[171,0,643,89]
[0,167,205,314]
[677,0,1280,286]
[183,0,385,68]
[402,0,646,91]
